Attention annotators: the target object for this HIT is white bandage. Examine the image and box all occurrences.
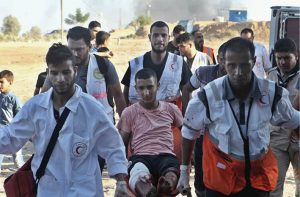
[128,162,150,192]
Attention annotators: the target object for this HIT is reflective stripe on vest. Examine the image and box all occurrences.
[128,52,183,103]
[203,47,211,57]
[205,78,276,157]
[203,47,212,57]
[201,78,279,194]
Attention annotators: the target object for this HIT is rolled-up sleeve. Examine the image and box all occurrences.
[182,96,209,140]
[271,88,300,129]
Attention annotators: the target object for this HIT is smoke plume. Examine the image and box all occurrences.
[134,0,240,22]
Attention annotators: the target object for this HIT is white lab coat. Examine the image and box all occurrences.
[0,85,128,197]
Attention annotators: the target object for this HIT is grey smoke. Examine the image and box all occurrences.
[134,0,245,22]
[81,0,245,30]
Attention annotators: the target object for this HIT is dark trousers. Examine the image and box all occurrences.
[194,135,206,193]
[206,187,270,197]
[98,156,105,172]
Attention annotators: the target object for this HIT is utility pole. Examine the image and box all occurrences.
[60,0,63,42]
[147,4,151,17]
[119,8,122,28]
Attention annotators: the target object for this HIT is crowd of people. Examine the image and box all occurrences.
[0,19,299,197]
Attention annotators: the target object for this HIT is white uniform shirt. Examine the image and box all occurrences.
[182,76,300,159]
[184,51,212,97]
[184,51,212,74]
[267,67,300,149]
[253,42,272,78]
[0,85,128,197]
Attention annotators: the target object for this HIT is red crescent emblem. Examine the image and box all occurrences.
[72,142,87,157]
[76,146,83,154]
[170,63,175,69]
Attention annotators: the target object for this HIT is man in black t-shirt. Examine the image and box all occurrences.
[122,21,191,106]
[166,25,185,55]
[122,51,191,90]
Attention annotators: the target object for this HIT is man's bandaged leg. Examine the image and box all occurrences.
[129,162,151,192]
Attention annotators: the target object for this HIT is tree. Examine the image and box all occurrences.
[24,26,42,40]
[65,8,90,25]
[2,15,21,36]
[135,15,152,26]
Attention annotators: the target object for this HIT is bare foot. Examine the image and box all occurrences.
[135,180,158,197]
[157,173,177,195]
[146,187,158,197]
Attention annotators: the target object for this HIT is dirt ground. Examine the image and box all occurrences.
[0,21,297,196]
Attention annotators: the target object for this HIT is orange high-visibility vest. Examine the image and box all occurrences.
[171,96,182,161]
[202,46,216,64]
[202,133,278,195]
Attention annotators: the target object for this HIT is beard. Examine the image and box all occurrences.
[194,41,203,51]
[51,76,76,96]
[76,53,89,66]
[151,44,167,54]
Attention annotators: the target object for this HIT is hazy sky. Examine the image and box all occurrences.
[0,0,299,34]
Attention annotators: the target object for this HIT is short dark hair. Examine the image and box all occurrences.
[67,26,91,46]
[173,25,185,34]
[0,70,14,84]
[223,37,255,58]
[191,27,202,36]
[176,32,193,45]
[240,28,254,37]
[96,31,111,46]
[88,21,101,29]
[135,68,158,82]
[46,43,75,66]
[218,42,227,54]
[274,38,298,53]
[150,21,169,33]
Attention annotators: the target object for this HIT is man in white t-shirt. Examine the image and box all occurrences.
[241,28,272,78]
